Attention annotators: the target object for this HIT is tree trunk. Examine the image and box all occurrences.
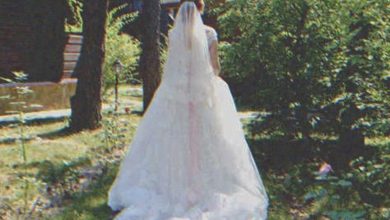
[139,0,161,111]
[337,103,365,169]
[335,12,370,168]
[69,0,108,132]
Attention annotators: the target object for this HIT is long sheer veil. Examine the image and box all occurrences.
[158,2,215,107]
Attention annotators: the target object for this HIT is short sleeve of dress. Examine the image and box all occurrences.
[205,26,218,47]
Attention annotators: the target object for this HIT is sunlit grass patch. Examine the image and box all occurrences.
[0,85,142,219]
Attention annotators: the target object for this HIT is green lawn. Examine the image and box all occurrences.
[0,113,141,219]
[0,86,389,220]
[0,86,141,220]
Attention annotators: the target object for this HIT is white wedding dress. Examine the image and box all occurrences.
[108,2,268,220]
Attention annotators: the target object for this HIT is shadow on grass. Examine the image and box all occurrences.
[37,127,75,139]
[247,136,377,172]
[247,135,388,213]
[45,164,119,220]
[0,126,73,145]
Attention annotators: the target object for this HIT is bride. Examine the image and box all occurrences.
[108,1,269,219]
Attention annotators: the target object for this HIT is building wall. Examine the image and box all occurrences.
[0,1,33,80]
[0,0,67,83]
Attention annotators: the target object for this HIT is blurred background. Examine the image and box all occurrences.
[0,0,388,219]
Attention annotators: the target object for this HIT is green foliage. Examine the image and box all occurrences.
[101,113,127,150]
[64,0,141,89]
[300,166,390,220]
[66,0,83,32]
[217,2,389,216]
[218,0,389,138]
[103,8,141,91]
[349,150,390,207]
[303,174,366,219]
[259,137,390,219]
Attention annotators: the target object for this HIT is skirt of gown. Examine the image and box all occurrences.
[108,76,268,220]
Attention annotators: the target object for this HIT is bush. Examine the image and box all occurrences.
[103,8,141,91]
[349,151,390,207]
[218,0,389,138]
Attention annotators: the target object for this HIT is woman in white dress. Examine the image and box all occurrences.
[108,1,269,219]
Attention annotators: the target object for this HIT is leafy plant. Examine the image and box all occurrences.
[218,0,389,140]
[103,7,141,92]
[66,0,83,32]
[349,152,390,207]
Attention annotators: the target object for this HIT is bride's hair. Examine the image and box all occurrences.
[180,0,205,12]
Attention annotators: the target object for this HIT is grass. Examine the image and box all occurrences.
[0,85,389,220]
[0,86,141,220]
[0,114,141,219]
[48,165,118,220]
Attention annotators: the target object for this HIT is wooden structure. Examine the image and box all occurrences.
[0,0,79,83]
[63,34,83,78]
[0,0,80,115]
[161,0,181,8]
[160,0,218,28]
[0,79,77,115]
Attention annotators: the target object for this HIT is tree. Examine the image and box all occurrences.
[336,1,389,167]
[219,0,389,166]
[139,0,161,111]
[70,0,109,131]
[220,0,343,139]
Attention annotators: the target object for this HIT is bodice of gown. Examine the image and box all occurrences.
[158,25,218,106]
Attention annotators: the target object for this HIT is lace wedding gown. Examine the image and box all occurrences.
[108,3,268,220]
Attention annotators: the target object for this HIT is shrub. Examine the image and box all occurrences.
[103,9,141,91]
[218,0,389,138]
